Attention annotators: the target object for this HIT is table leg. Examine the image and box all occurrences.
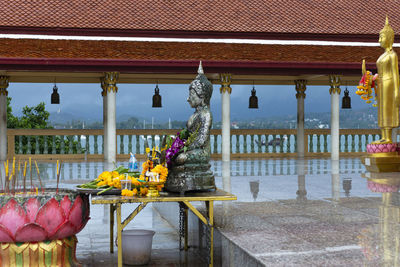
[116,203,122,267]
[110,204,115,254]
[208,201,214,267]
[184,204,188,251]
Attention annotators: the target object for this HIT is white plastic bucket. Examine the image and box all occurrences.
[121,229,155,265]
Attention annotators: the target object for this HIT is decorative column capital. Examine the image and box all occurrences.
[329,75,341,95]
[100,77,107,97]
[101,72,119,96]
[295,79,307,99]
[0,76,9,96]
[219,73,232,94]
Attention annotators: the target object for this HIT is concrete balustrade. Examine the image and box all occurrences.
[4,128,390,161]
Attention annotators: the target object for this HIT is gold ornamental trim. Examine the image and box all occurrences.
[101,72,119,95]
[0,76,9,95]
[100,77,107,96]
[329,75,341,95]
[219,73,232,94]
[295,79,307,99]
[0,89,7,96]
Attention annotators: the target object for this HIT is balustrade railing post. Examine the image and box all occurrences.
[52,136,56,154]
[60,135,65,154]
[316,134,321,153]
[128,135,133,153]
[27,136,32,154]
[358,134,363,152]
[286,134,291,153]
[309,134,314,153]
[280,134,285,153]
[34,136,39,154]
[136,135,140,154]
[120,135,124,154]
[18,136,23,154]
[258,134,262,153]
[272,134,277,153]
[250,135,254,153]
[144,136,149,151]
[344,134,349,153]
[93,135,98,154]
[351,134,355,152]
[294,135,297,153]
[43,136,48,154]
[230,135,233,154]
[68,136,74,154]
[85,135,90,155]
[323,134,328,153]
[236,135,240,154]
[213,134,218,154]
[77,135,82,154]
[243,135,248,153]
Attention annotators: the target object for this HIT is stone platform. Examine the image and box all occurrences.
[12,158,393,266]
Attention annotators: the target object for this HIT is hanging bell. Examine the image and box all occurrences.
[342,88,351,109]
[51,84,60,104]
[249,86,258,109]
[152,85,162,108]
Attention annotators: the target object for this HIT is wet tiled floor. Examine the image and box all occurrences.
[1,157,399,266]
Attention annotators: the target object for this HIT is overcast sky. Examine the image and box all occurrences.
[7,82,367,122]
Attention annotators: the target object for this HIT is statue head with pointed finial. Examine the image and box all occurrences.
[379,16,395,49]
[189,61,213,106]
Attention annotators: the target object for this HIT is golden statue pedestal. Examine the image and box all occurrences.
[362,154,400,172]
[145,181,164,197]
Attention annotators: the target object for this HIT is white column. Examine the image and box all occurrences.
[101,79,108,161]
[103,72,119,165]
[329,75,341,161]
[220,74,232,193]
[0,77,9,162]
[296,158,307,201]
[295,80,306,158]
[331,159,340,201]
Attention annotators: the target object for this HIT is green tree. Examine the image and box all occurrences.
[6,97,18,128]
[7,97,51,129]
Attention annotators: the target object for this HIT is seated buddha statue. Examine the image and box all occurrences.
[165,62,216,193]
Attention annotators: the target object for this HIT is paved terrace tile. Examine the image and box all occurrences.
[7,158,396,266]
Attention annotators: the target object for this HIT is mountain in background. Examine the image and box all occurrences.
[49,107,379,129]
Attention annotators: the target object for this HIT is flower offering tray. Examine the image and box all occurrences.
[76,187,122,195]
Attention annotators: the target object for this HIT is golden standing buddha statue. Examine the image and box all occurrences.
[374,17,400,144]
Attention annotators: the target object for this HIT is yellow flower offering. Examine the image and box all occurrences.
[140,187,148,196]
[121,189,134,197]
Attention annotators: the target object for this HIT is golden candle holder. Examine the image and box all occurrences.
[145,181,164,197]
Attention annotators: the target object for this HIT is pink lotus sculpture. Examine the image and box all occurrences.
[367,180,399,193]
[0,190,89,242]
[367,143,398,154]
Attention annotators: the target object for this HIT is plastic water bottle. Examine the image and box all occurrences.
[128,153,138,172]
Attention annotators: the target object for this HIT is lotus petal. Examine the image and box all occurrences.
[35,198,65,237]
[69,196,84,229]
[0,199,28,237]
[76,217,90,234]
[24,198,41,223]
[15,223,47,242]
[83,195,90,219]
[0,224,15,242]
[50,221,75,239]
[60,196,72,217]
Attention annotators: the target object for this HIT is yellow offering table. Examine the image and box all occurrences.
[91,189,236,267]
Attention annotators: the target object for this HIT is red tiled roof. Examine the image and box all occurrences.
[0,38,388,75]
[0,0,400,37]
